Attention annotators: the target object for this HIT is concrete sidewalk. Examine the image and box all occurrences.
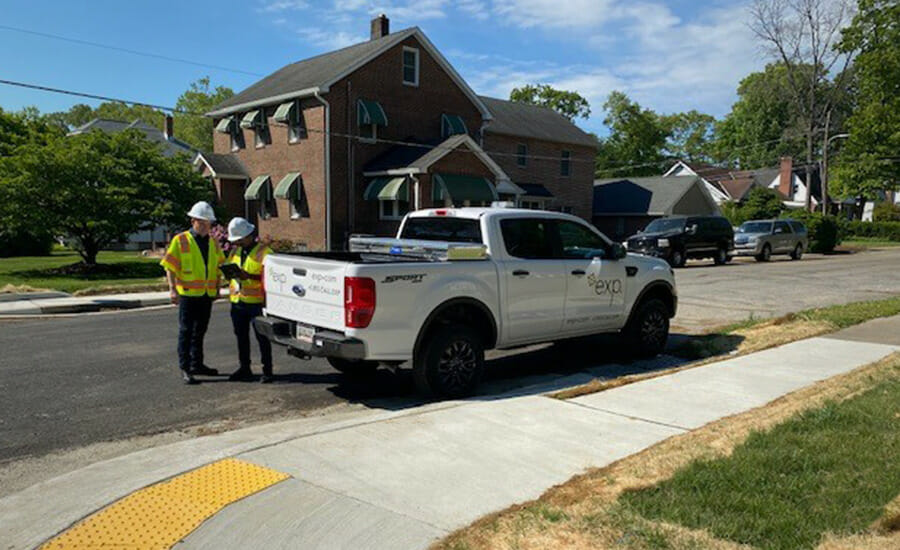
[0,291,170,316]
[2,322,898,549]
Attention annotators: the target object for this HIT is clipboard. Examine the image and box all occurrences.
[220,263,243,280]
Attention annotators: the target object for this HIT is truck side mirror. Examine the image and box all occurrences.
[610,243,627,260]
[687,225,697,235]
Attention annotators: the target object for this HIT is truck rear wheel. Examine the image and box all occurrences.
[622,298,669,358]
[327,357,379,376]
[414,323,484,398]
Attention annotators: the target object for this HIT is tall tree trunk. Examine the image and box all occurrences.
[805,127,814,212]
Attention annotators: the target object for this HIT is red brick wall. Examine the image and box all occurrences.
[212,99,327,250]
[327,35,486,247]
[483,132,595,221]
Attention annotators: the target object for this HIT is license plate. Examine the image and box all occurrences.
[296,323,316,343]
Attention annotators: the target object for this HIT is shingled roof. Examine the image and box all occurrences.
[479,96,597,148]
[68,119,194,158]
[208,27,490,120]
[593,176,714,215]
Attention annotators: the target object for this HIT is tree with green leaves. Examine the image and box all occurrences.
[0,130,214,265]
[509,84,591,122]
[54,102,166,131]
[661,110,716,163]
[595,91,669,177]
[712,64,807,169]
[175,77,235,152]
[832,0,900,201]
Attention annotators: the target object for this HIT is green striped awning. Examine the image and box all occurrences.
[215,117,235,134]
[274,172,301,200]
[364,177,408,201]
[432,174,497,202]
[244,175,270,200]
[357,99,388,127]
[240,110,262,129]
[442,114,467,136]
[273,101,296,124]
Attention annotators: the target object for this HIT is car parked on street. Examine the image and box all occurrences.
[626,215,734,268]
[256,208,677,398]
[733,219,808,261]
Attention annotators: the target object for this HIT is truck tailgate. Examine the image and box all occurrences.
[263,255,346,331]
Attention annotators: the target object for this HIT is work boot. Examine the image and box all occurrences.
[190,364,219,376]
[228,368,255,382]
[260,372,274,384]
[181,369,200,385]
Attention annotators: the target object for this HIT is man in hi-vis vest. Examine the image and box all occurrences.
[223,218,274,383]
[160,201,225,385]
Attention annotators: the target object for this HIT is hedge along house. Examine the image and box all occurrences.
[199,15,596,250]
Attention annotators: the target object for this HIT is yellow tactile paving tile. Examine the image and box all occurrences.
[40,458,290,549]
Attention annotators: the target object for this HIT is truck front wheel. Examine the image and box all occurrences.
[623,298,670,358]
[414,324,484,398]
[327,357,379,376]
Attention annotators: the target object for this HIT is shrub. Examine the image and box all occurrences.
[781,210,841,253]
[840,220,900,242]
[0,229,54,257]
[872,201,900,222]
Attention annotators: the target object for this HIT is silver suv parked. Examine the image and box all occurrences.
[733,219,808,261]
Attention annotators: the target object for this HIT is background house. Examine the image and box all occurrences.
[592,176,721,241]
[202,15,596,250]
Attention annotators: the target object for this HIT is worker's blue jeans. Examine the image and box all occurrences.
[177,296,213,371]
[230,302,272,373]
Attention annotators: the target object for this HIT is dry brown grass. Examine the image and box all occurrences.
[0,283,50,294]
[71,283,169,296]
[553,318,835,400]
[435,354,900,550]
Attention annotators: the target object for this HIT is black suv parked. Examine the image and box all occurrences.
[627,216,734,267]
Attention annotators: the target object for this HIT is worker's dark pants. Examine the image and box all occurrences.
[177,296,213,371]
[231,302,272,374]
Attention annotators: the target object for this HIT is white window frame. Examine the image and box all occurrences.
[520,199,545,210]
[560,150,571,177]
[359,123,377,143]
[255,115,270,149]
[516,143,528,167]
[289,198,302,219]
[379,199,409,220]
[289,105,305,143]
[230,126,244,152]
[402,46,420,87]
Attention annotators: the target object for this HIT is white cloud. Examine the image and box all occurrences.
[492,0,617,28]
[456,0,490,21]
[295,28,367,50]
[258,0,310,12]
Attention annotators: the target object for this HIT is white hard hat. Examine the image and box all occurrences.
[187,201,216,222]
[227,217,256,242]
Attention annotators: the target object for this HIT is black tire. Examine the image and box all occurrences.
[622,298,670,359]
[413,323,484,398]
[327,357,379,376]
[790,243,803,260]
[713,245,729,265]
[755,244,771,262]
[668,248,686,268]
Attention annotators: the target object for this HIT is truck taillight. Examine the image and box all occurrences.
[345,277,376,328]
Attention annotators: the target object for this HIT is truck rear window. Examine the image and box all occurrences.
[400,217,482,243]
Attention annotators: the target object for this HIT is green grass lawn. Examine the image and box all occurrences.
[840,238,900,248]
[0,249,166,294]
[620,378,900,549]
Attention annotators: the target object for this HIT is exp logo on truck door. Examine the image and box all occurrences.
[586,273,622,296]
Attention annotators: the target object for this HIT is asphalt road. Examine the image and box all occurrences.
[2,248,900,466]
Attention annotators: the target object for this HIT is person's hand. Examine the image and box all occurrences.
[169,290,180,305]
[259,233,274,246]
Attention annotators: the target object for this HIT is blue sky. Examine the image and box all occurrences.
[0,0,766,135]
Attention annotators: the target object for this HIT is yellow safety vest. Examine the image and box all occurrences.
[226,243,270,304]
[159,231,225,298]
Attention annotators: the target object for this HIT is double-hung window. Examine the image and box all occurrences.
[380,199,409,221]
[560,150,571,176]
[402,47,419,86]
[517,144,528,167]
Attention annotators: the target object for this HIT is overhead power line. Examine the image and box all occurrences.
[0,24,263,77]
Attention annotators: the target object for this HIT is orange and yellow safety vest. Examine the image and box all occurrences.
[159,231,225,298]
[226,243,270,304]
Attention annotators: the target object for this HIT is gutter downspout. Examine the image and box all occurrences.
[313,91,332,250]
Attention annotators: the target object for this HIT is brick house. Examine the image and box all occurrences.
[198,15,596,250]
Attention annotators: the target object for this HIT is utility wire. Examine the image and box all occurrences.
[0,24,263,77]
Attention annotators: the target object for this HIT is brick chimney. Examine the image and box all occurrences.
[779,156,793,199]
[163,114,174,141]
[370,14,389,40]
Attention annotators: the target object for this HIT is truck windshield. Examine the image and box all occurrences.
[644,218,685,233]
[400,217,483,243]
[738,221,773,234]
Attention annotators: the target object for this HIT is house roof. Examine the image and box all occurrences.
[518,183,554,197]
[208,27,491,120]
[68,118,195,158]
[479,96,597,148]
[193,152,248,179]
[593,176,706,215]
[717,177,757,202]
[362,134,512,183]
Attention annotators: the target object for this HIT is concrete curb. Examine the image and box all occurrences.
[0,292,211,316]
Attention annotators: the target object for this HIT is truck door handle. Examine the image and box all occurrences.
[512,270,530,277]
[571,269,586,276]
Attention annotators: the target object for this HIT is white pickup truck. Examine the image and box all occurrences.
[255,207,677,398]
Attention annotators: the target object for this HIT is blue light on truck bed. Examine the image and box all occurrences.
[390,246,402,255]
